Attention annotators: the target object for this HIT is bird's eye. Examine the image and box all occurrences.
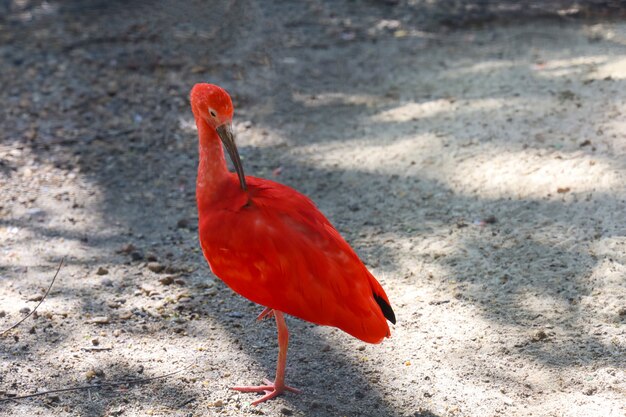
[209,109,217,118]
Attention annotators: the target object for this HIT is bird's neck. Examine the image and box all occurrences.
[196,118,232,205]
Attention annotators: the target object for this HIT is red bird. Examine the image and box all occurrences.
[191,83,395,405]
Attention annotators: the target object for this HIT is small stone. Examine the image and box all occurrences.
[208,400,224,407]
[165,265,180,274]
[119,311,133,320]
[140,283,158,296]
[177,218,189,229]
[227,311,243,318]
[158,276,174,285]
[357,345,366,351]
[147,262,165,273]
[531,330,548,342]
[27,294,44,302]
[109,406,125,416]
[145,252,158,262]
[101,278,114,287]
[46,393,60,402]
[90,316,110,325]
[618,307,626,317]
[107,301,121,309]
[483,215,497,224]
[113,329,122,337]
[131,251,144,261]
[0,311,5,318]
[281,408,293,415]
[20,307,31,314]
[96,267,109,276]
[583,386,597,396]
[106,81,119,95]
[91,338,99,346]
[118,243,136,254]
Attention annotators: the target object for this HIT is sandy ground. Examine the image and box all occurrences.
[1,1,625,416]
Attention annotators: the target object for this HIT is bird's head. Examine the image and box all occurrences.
[190,83,247,191]
[190,83,234,128]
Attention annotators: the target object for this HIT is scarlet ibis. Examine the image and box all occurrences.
[191,83,395,405]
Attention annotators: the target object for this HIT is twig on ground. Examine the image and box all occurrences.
[0,257,64,337]
[81,346,113,352]
[0,362,195,403]
[176,397,197,408]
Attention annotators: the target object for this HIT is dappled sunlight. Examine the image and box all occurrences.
[448,150,621,198]
[446,60,517,77]
[590,56,626,80]
[291,91,379,108]
[372,97,502,123]
[531,55,611,78]
[3,5,626,416]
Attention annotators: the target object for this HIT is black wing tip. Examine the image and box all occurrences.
[373,293,396,325]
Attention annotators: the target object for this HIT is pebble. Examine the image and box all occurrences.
[208,400,224,407]
[27,294,44,302]
[96,267,109,276]
[140,283,159,296]
[159,276,174,285]
[146,252,158,262]
[177,218,189,229]
[91,338,99,346]
[131,251,144,261]
[281,408,293,415]
[113,329,122,337]
[90,316,110,324]
[119,311,133,320]
[118,243,136,254]
[618,307,626,317]
[20,307,31,314]
[46,393,60,402]
[147,262,165,273]
[0,311,5,318]
[101,278,114,287]
[85,368,105,380]
[531,330,548,342]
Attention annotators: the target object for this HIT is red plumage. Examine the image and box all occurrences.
[191,83,394,404]
[199,174,393,343]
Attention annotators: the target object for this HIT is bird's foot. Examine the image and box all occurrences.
[232,378,301,405]
[256,307,274,321]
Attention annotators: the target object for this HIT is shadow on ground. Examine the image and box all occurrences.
[1,0,625,416]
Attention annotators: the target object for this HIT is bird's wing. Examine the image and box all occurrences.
[199,176,393,343]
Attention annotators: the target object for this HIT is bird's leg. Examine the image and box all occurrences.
[232,311,301,405]
[256,306,274,321]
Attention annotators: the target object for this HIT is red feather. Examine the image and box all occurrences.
[191,83,394,404]
[199,175,393,343]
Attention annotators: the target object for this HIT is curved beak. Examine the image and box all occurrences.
[216,123,247,191]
